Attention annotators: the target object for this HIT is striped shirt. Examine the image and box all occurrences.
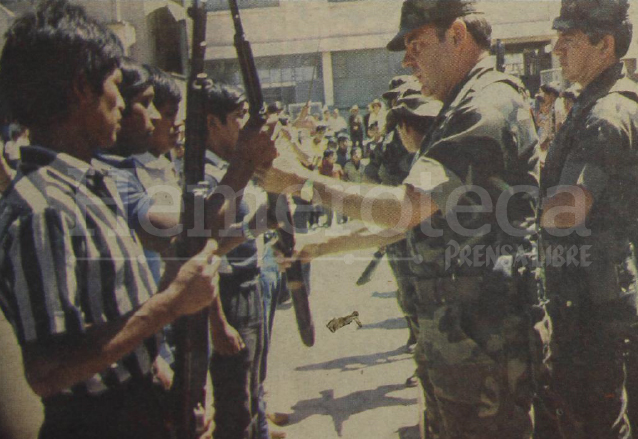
[0,146,160,396]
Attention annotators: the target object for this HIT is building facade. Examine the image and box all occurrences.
[204,0,563,110]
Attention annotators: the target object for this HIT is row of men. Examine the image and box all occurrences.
[1,0,638,439]
[258,0,638,438]
[0,1,292,438]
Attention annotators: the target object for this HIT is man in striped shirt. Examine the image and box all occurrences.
[0,1,221,438]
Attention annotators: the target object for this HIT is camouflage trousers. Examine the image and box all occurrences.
[538,296,633,439]
[407,276,536,439]
[387,241,419,341]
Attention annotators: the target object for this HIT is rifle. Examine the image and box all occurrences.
[356,248,386,286]
[228,0,315,347]
[171,1,211,437]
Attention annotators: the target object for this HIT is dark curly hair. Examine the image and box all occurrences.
[0,0,123,128]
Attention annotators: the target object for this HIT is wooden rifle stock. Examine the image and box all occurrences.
[228,0,315,346]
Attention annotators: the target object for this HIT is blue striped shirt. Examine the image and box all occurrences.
[0,146,160,396]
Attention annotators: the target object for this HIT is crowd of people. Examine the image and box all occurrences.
[0,0,637,439]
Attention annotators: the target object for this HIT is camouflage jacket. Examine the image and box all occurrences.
[404,56,539,279]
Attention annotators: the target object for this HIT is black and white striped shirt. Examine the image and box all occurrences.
[0,146,160,396]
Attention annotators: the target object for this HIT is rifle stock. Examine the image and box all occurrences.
[228,0,315,347]
[171,1,211,437]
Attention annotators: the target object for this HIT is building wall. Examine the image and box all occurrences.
[204,0,563,108]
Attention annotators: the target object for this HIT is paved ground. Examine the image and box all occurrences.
[264,248,421,439]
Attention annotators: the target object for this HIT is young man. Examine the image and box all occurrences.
[115,64,182,283]
[0,1,220,438]
[259,1,540,437]
[201,83,268,439]
[539,1,638,437]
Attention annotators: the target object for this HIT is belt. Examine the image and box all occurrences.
[414,275,486,305]
[219,268,260,286]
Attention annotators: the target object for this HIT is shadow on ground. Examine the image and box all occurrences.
[397,425,421,439]
[288,385,417,436]
[295,346,410,372]
[276,302,293,311]
[360,317,408,331]
[371,291,397,299]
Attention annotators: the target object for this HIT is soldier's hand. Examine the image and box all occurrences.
[273,234,323,269]
[236,118,278,169]
[168,239,221,317]
[254,155,308,195]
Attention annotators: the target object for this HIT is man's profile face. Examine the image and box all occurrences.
[397,122,422,153]
[402,24,452,99]
[86,68,125,148]
[554,30,599,85]
[119,85,160,154]
[150,101,182,156]
[209,102,247,157]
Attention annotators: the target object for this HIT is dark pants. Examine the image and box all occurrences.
[257,243,284,439]
[39,377,171,439]
[541,298,632,439]
[210,276,264,439]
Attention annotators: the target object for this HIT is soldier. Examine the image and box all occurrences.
[259,1,540,437]
[365,89,440,386]
[538,1,638,437]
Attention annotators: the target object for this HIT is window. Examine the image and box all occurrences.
[205,0,279,12]
[332,48,408,108]
[207,53,324,106]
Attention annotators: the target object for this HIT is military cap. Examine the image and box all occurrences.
[387,0,478,51]
[391,94,442,119]
[267,101,284,114]
[382,75,422,101]
[540,81,561,97]
[553,0,629,32]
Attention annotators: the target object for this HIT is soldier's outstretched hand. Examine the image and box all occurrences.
[236,118,278,169]
[255,155,308,195]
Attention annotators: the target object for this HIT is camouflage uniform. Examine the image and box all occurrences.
[364,129,419,338]
[540,54,638,439]
[366,88,442,437]
[395,56,541,439]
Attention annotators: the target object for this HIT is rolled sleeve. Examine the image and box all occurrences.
[1,209,83,344]
[558,115,625,200]
[404,155,464,215]
[110,168,153,231]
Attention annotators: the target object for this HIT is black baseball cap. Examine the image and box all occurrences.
[387,0,478,51]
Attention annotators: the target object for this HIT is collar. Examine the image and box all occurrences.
[131,151,172,170]
[441,56,494,110]
[574,63,625,110]
[205,149,229,170]
[20,145,96,189]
